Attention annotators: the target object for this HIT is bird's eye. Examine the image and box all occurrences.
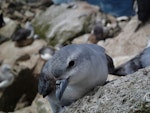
[67,60,75,69]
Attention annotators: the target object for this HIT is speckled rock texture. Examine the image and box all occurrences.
[64,67,150,113]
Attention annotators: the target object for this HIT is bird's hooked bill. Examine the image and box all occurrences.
[56,78,69,100]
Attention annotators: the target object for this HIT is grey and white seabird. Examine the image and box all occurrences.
[11,21,37,47]
[38,44,114,113]
[39,46,55,61]
[0,64,15,89]
[112,46,150,76]
[88,21,104,44]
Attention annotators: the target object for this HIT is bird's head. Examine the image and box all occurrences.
[38,44,91,99]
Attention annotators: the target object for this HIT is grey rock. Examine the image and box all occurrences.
[0,39,46,66]
[12,94,51,113]
[24,11,34,18]
[33,1,100,46]
[72,34,90,44]
[64,66,150,113]
[0,17,19,38]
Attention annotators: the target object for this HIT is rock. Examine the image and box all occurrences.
[33,1,101,46]
[107,74,120,81]
[13,11,24,20]
[113,55,135,67]
[0,17,19,38]
[0,39,47,112]
[64,66,150,113]
[98,16,150,57]
[0,36,9,45]
[72,34,90,44]
[24,11,34,18]
[12,94,51,113]
[0,39,46,66]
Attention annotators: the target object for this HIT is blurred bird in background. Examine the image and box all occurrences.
[39,46,55,61]
[0,64,15,89]
[11,21,39,47]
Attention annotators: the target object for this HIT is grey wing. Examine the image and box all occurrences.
[140,47,150,67]
[38,59,56,97]
[105,54,115,74]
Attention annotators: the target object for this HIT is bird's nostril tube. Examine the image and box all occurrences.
[54,74,60,79]
[53,69,62,79]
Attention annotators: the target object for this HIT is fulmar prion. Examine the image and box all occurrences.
[38,44,114,113]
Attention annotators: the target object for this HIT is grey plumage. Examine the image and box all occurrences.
[38,44,113,113]
[11,22,34,41]
[140,47,150,68]
[0,64,15,89]
[113,47,150,76]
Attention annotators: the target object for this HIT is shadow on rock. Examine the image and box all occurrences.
[0,68,38,112]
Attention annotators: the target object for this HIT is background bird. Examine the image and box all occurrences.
[0,64,15,89]
[112,44,150,76]
[11,21,37,47]
[39,46,55,61]
[88,21,104,44]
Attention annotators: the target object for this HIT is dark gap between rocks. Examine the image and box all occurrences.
[0,68,38,112]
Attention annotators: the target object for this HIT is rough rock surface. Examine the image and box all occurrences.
[0,40,46,66]
[64,66,150,113]
[98,16,150,57]
[12,94,51,113]
[33,1,101,46]
[72,34,91,44]
[0,18,19,44]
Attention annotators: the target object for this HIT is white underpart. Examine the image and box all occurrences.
[25,21,34,39]
[0,77,14,88]
[0,64,15,88]
[41,53,53,60]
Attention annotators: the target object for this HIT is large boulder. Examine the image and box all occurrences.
[64,66,150,113]
[33,1,102,46]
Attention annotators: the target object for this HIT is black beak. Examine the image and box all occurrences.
[56,78,69,100]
